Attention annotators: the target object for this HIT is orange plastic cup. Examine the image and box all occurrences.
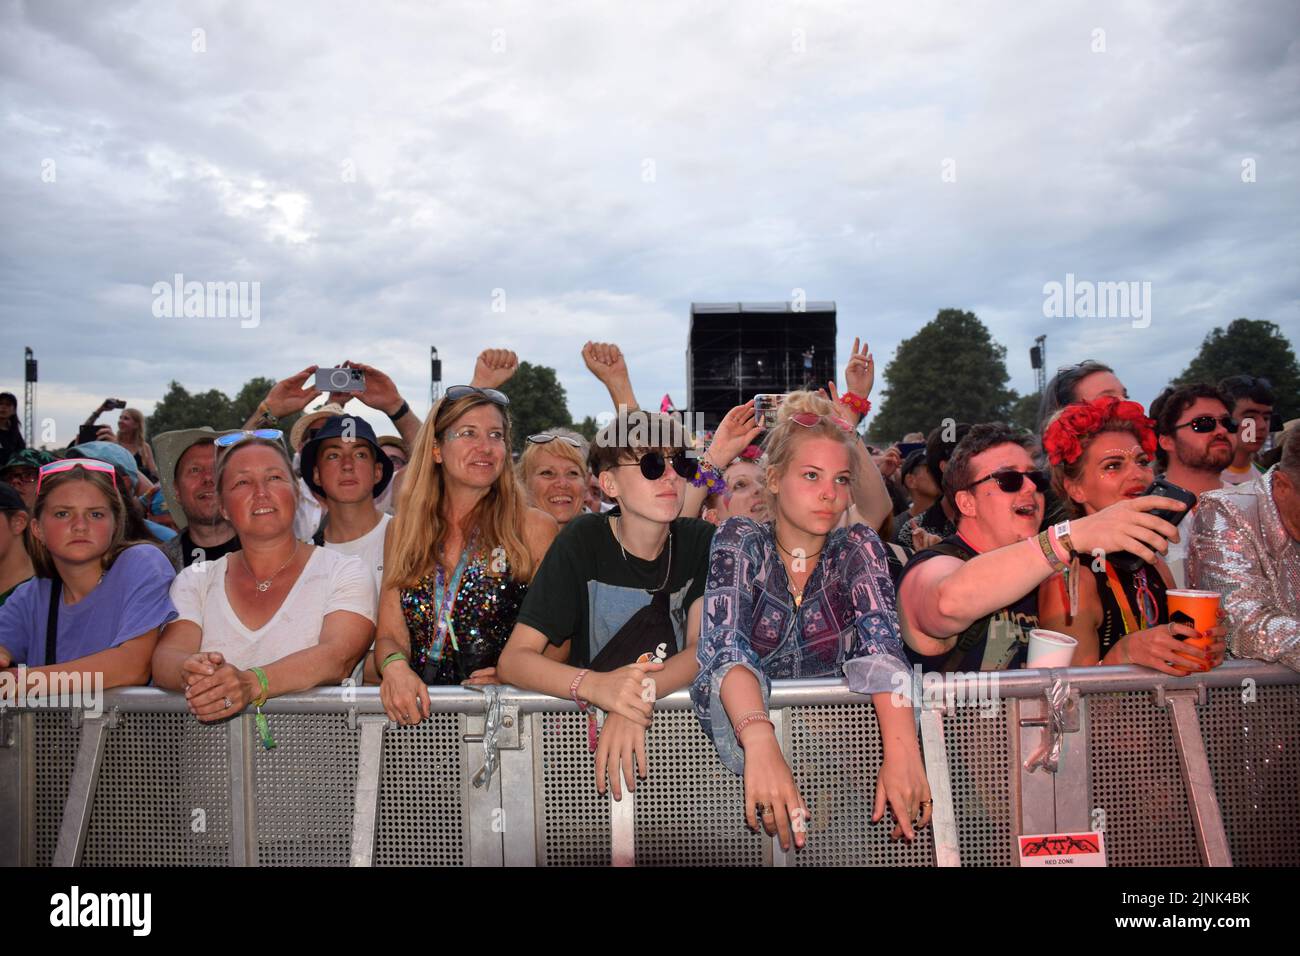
[1167,589,1221,672]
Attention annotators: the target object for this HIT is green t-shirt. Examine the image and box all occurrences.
[514,512,715,668]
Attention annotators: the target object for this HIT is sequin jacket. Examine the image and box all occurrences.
[1187,468,1300,672]
[691,517,912,774]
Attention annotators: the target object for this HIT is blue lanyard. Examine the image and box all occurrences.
[431,536,476,661]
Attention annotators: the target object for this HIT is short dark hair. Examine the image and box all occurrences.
[589,410,689,476]
[0,392,16,406]
[1218,375,1275,409]
[925,421,971,487]
[1037,360,1114,435]
[943,423,1037,512]
[1149,383,1231,470]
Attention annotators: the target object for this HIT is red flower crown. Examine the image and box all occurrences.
[1043,397,1157,466]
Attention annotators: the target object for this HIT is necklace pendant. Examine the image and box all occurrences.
[256,581,271,592]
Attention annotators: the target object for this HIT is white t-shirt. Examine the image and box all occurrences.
[1220,463,1262,486]
[323,512,390,606]
[170,547,376,671]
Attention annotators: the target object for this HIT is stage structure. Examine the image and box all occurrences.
[687,302,837,433]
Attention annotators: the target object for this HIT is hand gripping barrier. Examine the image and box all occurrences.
[0,660,1296,867]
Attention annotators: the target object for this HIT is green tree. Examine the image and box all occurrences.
[1174,318,1300,420]
[147,381,237,435]
[500,361,571,454]
[1007,391,1041,434]
[572,415,599,442]
[869,309,1017,441]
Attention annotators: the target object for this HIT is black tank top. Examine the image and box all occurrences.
[1090,561,1168,658]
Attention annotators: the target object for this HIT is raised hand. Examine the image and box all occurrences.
[335,360,406,417]
[264,365,323,418]
[706,401,763,469]
[581,342,630,388]
[844,336,875,399]
[471,349,519,390]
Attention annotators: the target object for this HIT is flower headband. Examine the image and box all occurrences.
[1043,397,1157,466]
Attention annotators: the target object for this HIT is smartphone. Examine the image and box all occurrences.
[1109,476,1199,572]
[316,367,366,393]
[753,393,789,430]
[108,399,127,410]
[76,424,100,446]
[896,441,926,459]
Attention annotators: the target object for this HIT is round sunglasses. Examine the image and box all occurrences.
[610,450,698,482]
[1173,415,1239,435]
[963,468,1049,494]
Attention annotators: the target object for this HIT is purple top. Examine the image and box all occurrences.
[0,544,178,665]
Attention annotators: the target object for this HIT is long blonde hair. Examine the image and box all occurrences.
[118,407,147,447]
[760,390,860,514]
[28,466,135,578]
[387,393,535,588]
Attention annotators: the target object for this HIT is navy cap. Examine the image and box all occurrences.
[0,482,28,514]
[298,415,394,500]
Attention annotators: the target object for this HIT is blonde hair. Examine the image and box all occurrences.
[387,394,536,589]
[760,391,859,513]
[119,407,147,444]
[28,466,134,578]
[518,428,589,486]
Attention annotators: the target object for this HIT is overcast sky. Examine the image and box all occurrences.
[3,0,1297,446]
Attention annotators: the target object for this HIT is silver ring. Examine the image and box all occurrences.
[223,697,233,709]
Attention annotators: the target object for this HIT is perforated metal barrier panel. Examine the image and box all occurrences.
[375,714,464,866]
[33,711,80,867]
[1203,685,1300,867]
[84,715,231,866]
[537,711,611,866]
[1088,692,1201,866]
[12,670,1300,868]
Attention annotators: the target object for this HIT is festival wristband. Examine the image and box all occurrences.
[250,666,276,751]
[387,400,411,422]
[379,651,408,675]
[1036,530,1068,573]
[1053,520,1078,559]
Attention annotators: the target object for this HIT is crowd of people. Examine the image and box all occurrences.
[0,343,1295,849]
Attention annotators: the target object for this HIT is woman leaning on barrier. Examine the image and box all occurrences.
[1037,398,1227,674]
[150,432,375,737]
[0,458,177,688]
[373,387,559,725]
[690,390,932,852]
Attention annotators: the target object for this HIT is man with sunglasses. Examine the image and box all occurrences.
[1151,384,1239,588]
[898,423,1187,671]
[499,409,715,799]
[1218,375,1275,486]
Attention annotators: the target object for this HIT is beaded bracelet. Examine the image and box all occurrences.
[570,669,598,753]
[733,710,773,742]
[691,457,727,495]
[841,391,871,417]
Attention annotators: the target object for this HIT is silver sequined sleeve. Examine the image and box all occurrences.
[1188,489,1300,672]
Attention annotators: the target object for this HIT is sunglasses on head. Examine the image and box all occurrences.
[215,428,285,449]
[527,433,583,449]
[611,450,698,482]
[445,385,510,407]
[963,468,1049,495]
[1173,415,1238,435]
[789,412,853,431]
[36,458,121,495]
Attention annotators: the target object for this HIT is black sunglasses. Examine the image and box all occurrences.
[445,385,510,407]
[611,450,698,482]
[1173,415,1238,435]
[964,468,1049,494]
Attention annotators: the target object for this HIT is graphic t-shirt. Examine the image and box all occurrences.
[514,512,714,668]
[899,534,1038,671]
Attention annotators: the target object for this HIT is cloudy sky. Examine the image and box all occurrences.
[3,0,1297,446]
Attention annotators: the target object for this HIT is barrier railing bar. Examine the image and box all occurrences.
[918,707,960,867]
[20,712,35,866]
[53,713,112,867]
[1007,699,1023,864]
[1016,698,1057,838]
[607,710,635,867]
[349,716,387,868]
[1162,689,1233,868]
[0,711,23,866]
[229,716,256,867]
[1054,695,1092,833]
[463,713,504,867]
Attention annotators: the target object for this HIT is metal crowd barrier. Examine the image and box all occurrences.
[1,660,1296,867]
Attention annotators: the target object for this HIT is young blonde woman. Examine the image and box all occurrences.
[375,387,559,724]
[692,391,931,851]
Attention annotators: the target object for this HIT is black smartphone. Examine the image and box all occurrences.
[1109,477,1199,572]
[76,424,100,446]
[896,441,926,459]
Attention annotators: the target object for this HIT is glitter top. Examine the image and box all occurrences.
[400,547,529,685]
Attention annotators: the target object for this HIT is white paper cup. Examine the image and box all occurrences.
[1027,628,1078,668]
